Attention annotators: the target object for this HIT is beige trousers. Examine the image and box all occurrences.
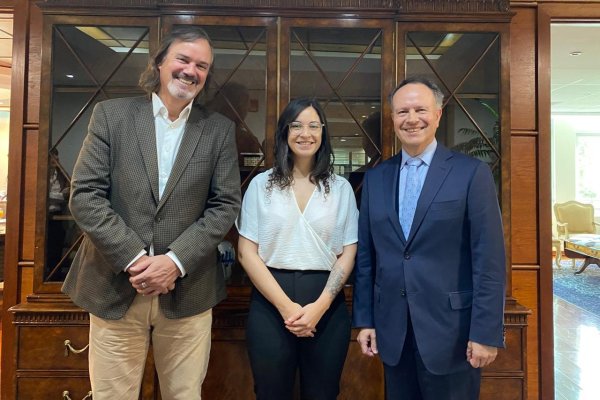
[88,294,212,400]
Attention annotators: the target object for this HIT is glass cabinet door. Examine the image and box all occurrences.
[38,18,156,287]
[163,16,277,287]
[281,19,395,199]
[402,29,502,185]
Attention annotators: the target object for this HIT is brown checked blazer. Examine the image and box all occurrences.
[62,96,241,320]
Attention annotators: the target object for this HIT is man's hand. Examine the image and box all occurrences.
[466,340,498,368]
[127,255,150,277]
[357,328,378,357]
[129,255,180,296]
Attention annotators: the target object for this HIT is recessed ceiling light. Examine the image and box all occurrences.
[66,74,74,78]
[569,51,583,56]
[340,138,347,142]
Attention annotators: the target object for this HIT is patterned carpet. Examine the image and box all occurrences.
[553,259,600,317]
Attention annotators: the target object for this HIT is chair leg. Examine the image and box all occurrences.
[553,239,562,268]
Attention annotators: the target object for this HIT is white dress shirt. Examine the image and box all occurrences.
[237,169,359,271]
[125,93,193,275]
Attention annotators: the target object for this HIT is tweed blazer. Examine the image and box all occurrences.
[62,96,241,320]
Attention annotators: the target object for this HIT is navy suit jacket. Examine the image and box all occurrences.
[352,144,506,375]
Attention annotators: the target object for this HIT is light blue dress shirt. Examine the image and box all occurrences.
[398,139,438,228]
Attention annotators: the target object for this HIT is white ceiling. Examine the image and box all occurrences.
[551,23,600,114]
[0,17,596,115]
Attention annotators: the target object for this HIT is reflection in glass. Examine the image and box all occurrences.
[405,31,500,181]
[45,25,149,282]
[193,24,269,287]
[201,25,268,176]
[290,27,382,182]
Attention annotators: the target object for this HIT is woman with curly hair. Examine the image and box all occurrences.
[237,97,358,399]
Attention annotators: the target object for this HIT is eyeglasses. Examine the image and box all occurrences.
[288,122,324,134]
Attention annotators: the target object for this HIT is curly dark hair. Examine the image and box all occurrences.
[267,97,334,194]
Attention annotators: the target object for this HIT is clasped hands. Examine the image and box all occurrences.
[128,255,180,296]
[282,301,328,338]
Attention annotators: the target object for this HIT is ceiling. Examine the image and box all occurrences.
[0,17,596,115]
[551,23,600,114]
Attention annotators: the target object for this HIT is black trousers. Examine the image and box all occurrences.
[246,268,351,400]
[384,317,481,400]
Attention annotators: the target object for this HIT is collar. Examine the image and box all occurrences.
[401,139,437,167]
[152,92,193,121]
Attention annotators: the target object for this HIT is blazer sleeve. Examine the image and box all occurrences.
[352,172,376,328]
[467,162,506,348]
[69,102,147,274]
[167,119,241,275]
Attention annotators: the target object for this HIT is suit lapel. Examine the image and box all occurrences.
[157,105,207,210]
[134,100,160,205]
[383,154,406,244]
[407,144,453,242]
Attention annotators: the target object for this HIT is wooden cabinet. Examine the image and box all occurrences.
[4,1,529,399]
[11,303,91,400]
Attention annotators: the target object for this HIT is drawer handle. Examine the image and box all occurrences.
[64,339,89,356]
[62,390,92,400]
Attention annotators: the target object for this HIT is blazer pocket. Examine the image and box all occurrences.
[429,199,463,220]
[449,290,473,310]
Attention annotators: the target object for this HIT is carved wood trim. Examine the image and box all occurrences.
[38,0,510,13]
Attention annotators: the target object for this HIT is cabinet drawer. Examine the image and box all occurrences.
[18,377,91,400]
[18,326,89,370]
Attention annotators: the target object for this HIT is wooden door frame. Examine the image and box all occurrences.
[538,3,600,400]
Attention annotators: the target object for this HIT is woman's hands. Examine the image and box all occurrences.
[284,299,329,338]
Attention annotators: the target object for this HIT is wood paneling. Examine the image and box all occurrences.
[511,136,538,264]
[26,5,42,124]
[512,268,539,400]
[510,7,536,131]
[21,130,37,261]
[18,266,33,304]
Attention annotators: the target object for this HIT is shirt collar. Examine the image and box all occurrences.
[401,139,437,167]
[152,92,193,121]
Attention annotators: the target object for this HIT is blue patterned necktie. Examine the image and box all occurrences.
[400,157,423,238]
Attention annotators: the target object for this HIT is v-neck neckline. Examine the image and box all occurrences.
[291,185,317,215]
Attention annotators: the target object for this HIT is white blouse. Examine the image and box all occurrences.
[237,169,359,271]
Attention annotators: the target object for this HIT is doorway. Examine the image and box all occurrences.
[550,22,600,400]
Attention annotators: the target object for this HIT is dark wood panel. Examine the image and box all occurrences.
[512,269,539,400]
[510,136,538,264]
[204,335,254,398]
[21,130,38,261]
[510,6,536,131]
[480,378,524,400]
[26,4,42,124]
[486,324,524,372]
[18,326,88,370]
[17,377,91,400]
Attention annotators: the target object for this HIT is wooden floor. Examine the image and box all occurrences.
[554,291,600,400]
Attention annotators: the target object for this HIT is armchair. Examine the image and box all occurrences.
[553,201,600,268]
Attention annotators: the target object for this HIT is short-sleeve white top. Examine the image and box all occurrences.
[236,169,359,271]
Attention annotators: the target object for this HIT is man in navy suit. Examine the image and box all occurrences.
[352,77,506,399]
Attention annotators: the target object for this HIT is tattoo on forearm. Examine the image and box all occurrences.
[325,264,346,299]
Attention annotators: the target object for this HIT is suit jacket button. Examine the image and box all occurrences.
[155,216,161,222]
[400,289,406,296]
[404,253,410,260]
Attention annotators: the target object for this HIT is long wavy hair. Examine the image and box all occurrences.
[138,26,213,102]
[267,97,334,194]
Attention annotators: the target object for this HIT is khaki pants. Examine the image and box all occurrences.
[89,294,212,400]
